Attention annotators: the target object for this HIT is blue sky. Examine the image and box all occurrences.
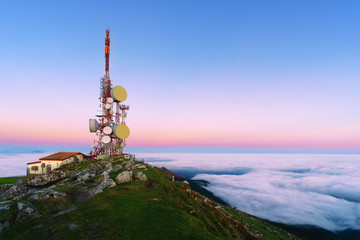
[0,1,359,152]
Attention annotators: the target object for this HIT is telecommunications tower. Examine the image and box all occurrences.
[89,29,130,159]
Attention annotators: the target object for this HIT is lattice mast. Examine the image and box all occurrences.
[89,29,130,159]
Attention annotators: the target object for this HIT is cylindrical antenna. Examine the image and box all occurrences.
[105,29,110,72]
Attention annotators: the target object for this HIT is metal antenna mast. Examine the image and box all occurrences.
[89,29,130,160]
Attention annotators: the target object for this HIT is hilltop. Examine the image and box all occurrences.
[0,156,300,240]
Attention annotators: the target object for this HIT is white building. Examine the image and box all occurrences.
[27,152,88,175]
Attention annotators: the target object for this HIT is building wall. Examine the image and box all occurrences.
[29,154,87,175]
[28,162,43,175]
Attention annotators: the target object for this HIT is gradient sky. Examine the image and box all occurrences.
[0,1,359,152]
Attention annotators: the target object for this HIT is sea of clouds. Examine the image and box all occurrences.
[2,151,359,231]
[135,153,360,232]
[0,152,51,177]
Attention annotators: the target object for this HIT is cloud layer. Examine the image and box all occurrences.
[0,152,53,177]
[136,153,360,231]
[2,152,359,231]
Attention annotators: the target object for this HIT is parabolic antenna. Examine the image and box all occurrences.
[105,103,111,109]
[103,126,112,135]
[113,124,130,139]
[110,86,127,102]
[89,119,100,132]
[101,135,111,144]
[107,97,114,104]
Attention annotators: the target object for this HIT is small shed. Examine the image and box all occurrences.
[27,152,88,175]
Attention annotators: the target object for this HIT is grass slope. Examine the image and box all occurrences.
[1,160,299,240]
[0,176,26,185]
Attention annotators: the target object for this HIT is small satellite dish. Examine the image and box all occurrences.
[101,135,111,144]
[105,103,111,109]
[107,98,114,104]
[103,126,112,135]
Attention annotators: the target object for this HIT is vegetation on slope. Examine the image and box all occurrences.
[0,157,299,240]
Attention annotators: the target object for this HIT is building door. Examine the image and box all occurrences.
[46,164,52,173]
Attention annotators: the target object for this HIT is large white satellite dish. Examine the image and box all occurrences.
[101,135,111,144]
[103,126,112,135]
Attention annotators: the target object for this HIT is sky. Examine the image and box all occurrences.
[0,1,359,153]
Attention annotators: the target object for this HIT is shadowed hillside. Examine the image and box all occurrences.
[0,157,300,240]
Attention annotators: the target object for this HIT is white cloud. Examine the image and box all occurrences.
[136,153,360,231]
[0,152,53,177]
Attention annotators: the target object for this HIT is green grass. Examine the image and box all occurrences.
[1,163,300,240]
[0,176,26,185]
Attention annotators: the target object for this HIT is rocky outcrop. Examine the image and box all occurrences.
[124,160,135,170]
[27,170,67,187]
[134,172,147,182]
[115,171,132,184]
[0,200,13,233]
[104,163,112,173]
[77,178,116,202]
[76,171,96,182]
[0,185,31,201]
[134,164,146,169]
[88,163,103,174]
[97,171,109,183]
[51,205,78,219]
[68,223,79,230]
[28,189,66,202]
[0,184,13,194]
[15,202,41,224]
[0,156,151,234]
[111,164,122,173]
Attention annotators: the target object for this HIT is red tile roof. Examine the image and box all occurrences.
[27,161,41,165]
[39,152,87,161]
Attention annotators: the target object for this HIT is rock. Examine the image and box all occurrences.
[134,172,147,182]
[71,181,85,186]
[68,223,79,230]
[28,188,66,202]
[0,184,13,194]
[0,185,31,201]
[15,179,28,186]
[51,205,78,219]
[111,164,123,173]
[97,171,109,183]
[134,164,146,169]
[0,201,14,233]
[88,163,103,174]
[27,170,67,187]
[124,160,135,170]
[115,171,132,184]
[77,179,116,202]
[76,172,95,182]
[15,202,41,224]
[104,163,112,172]
[0,220,10,233]
[183,180,189,185]
[79,173,90,181]
[0,200,12,211]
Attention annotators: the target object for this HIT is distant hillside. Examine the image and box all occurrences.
[0,156,300,240]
